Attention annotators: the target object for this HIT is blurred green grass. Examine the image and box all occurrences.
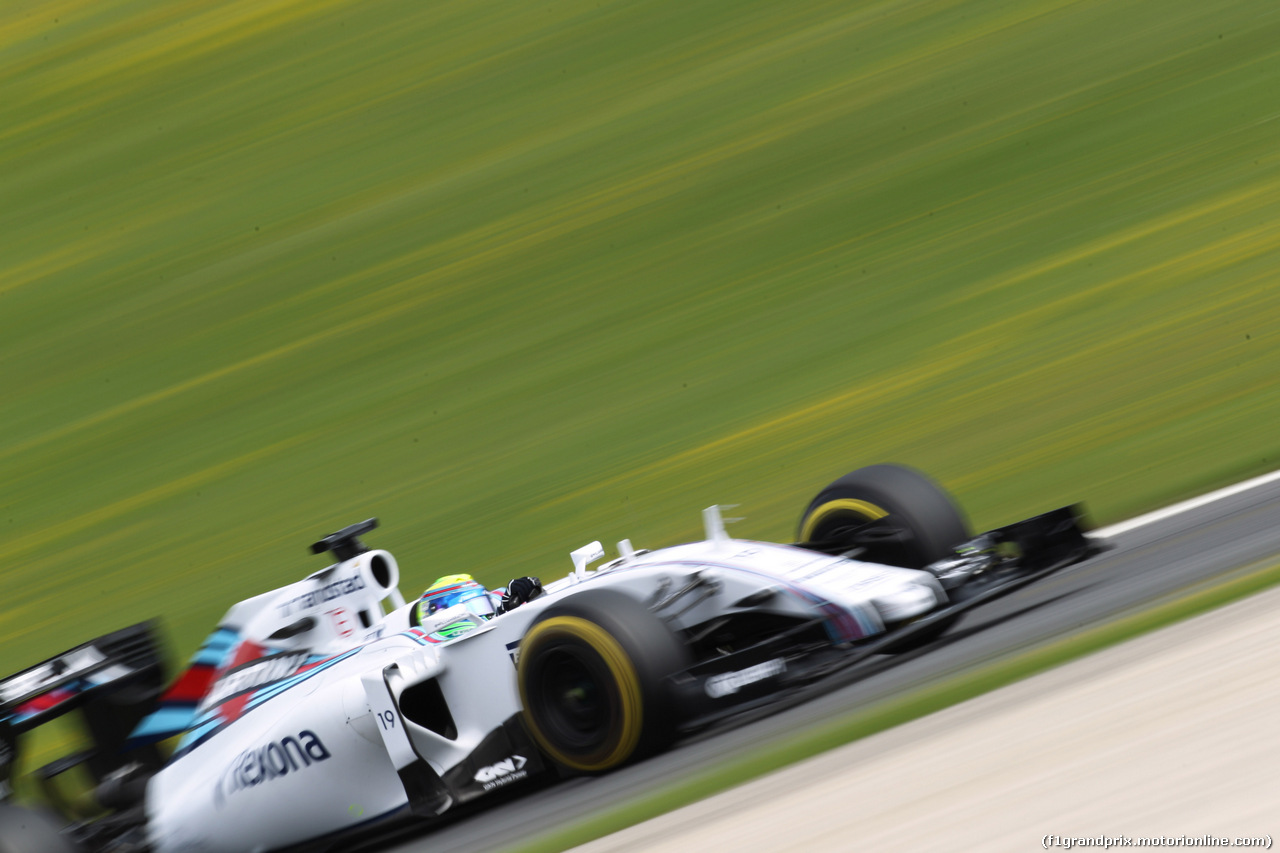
[3,0,1279,669]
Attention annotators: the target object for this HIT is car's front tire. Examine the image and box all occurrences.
[799,464,972,650]
[797,463,970,568]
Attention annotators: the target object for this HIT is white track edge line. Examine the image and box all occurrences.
[1088,467,1280,539]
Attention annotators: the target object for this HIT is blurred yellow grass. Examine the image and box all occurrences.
[1,0,1278,671]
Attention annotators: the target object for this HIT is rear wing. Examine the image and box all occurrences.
[0,622,168,802]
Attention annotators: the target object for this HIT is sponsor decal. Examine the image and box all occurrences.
[505,640,521,668]
[277,574,367,616]
[474,754,528,791]
[327,607,356,638]
[171,649,361,760]
[197,652,310,712]
[704,658,787,699]
[431,620,477,641]
[0,646,106,706]
[216,730,331,806]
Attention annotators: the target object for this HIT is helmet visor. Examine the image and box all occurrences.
[458,589,496,619]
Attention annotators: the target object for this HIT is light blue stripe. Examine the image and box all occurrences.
[192,627,240,666]
[175,719,220,751]
[130,706,196,738]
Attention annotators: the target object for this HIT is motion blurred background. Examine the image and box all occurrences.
[3,0,1278,668]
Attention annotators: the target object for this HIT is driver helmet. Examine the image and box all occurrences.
[416,574,496,622]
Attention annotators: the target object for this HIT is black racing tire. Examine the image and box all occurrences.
[797,464,971,568]
[0,804,83,853]
[517,588,690,774]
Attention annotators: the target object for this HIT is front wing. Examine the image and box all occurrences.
[668,505,1099,732]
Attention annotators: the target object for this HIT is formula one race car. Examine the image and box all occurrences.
[0,465,1096,853]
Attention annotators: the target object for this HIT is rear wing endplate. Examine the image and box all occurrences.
[0,622,168,801]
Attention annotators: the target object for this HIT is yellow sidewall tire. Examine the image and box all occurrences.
[799,498,888,542]
[796,465,970,567]
[518,616,645,773]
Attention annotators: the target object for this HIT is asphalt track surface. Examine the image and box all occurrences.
[374,475,1280,853]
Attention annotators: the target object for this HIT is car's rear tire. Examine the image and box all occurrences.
[517,589,689,774]
[0,804,83,853]
[797,464,970,568]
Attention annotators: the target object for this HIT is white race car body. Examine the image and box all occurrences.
[0,471,1093,853]
[143,521,947,853]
